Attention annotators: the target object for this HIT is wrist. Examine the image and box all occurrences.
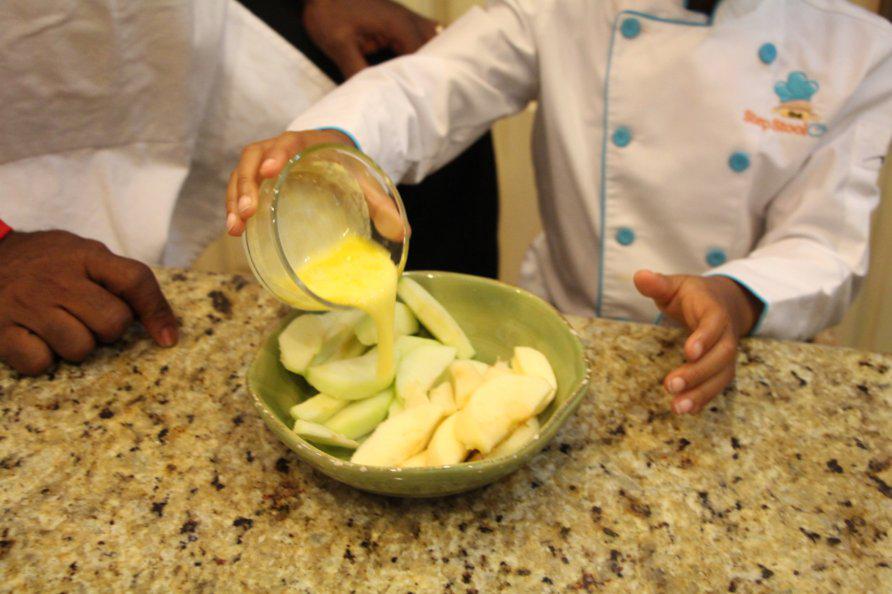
[709,276,763,338]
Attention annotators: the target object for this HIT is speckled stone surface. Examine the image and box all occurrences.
[0,269,889,593]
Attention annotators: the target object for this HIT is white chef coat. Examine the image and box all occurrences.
[0,0,334,267]
[290,0,892,341]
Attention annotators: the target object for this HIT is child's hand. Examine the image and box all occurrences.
[633,270,763,415]
[225,130,354,236]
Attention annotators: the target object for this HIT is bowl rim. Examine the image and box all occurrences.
[246,270,591,478]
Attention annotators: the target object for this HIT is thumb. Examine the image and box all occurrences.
[633,270,682,309]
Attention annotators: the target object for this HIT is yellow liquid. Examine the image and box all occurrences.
[296,235,398,379]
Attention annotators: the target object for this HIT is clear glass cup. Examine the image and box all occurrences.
[243,144,409,311]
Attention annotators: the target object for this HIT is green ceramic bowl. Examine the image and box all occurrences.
[246,271,590,498]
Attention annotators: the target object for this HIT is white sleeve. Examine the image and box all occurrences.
[288,0,538,184]
[706,52,892,341]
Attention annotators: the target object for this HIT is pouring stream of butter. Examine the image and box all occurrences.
[296,235,397,379]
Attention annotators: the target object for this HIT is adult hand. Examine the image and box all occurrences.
[303,0,439,78]
[633,271,763,415]
[0,230,178,375]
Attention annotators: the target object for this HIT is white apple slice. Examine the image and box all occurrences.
[306,347,395,400]
[483,360,511,382]
[485,417,540,459]
[454,374,551,454]
[511,347,558,414]
[293,419,359,449]
[396,344,457,408]
[278,314,326,374]
[395,335,443,361]
[310,309,366,366]
[426,413,469,466]
[351,402,446,467]
[450,360,487,409]
[400,451,428,468]
[428,382,456,415]
[397,277,475,359]
[289,393,348,423]
[355,303,419,346]
[323,389,394,439]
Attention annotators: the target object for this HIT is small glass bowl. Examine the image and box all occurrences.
[243,144,409,311]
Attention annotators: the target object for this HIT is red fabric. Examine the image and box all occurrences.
[0,219,10,240]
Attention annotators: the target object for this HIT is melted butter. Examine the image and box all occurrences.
[297,235,397,379]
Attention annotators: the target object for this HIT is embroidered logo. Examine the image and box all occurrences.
[744,71,827,137]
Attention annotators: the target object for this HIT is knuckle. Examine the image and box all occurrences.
[97,307,133,342]
[121,260,154,291]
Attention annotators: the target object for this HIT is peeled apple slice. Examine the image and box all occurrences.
[428,382,456,415]
[323,389,393,439]
[306,348,395,400]
[278,314,327,374]
[355,303,419,346]
[395,335,444,361]
[289,393,348,423]
[426,413,468,466]
[311,310,366,366]
[396,344,457,409]
[351,402,446,467]
[397,277,475,359]
[450,360,485,409]
[483,360,511,382]
[454,374,552,454]
[485,417,540,459]
[293,419,359,449]
[401,452,428,468]
[387,399,405,419]
[511,347,558,414]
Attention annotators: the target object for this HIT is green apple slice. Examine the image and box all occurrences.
[293,419,359,449]
[454,374,551,454]
[289,393,348,423]
[511,347,558,414]
[396,344,457,408]
[278,314,326,374]
[311,310,366,366]
[397,277,475,359]
[395,335,443,361]
[306,347,395,400]
[426,413,469,466]
[355,303,419,346]
[323,389,394,439]
[350,402,446,467]
[387,399,405,419]
[485,417,540,459]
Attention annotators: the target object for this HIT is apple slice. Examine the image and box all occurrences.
[351,402,446,467]
[396,344,457,408]
[289,393,348,423]
[400,452,428,468]
[454,374,551,453]
[483,360,511,382]
[429,382,456,415]
[397,277,475,359]
[450,360,489,409]
[323,389,393,439]
[485,417,540,459]
[310,309,366,366]
[278,314,326,374]
[306,347,395,400]
[511,347,558,414]
[395,335,443,361]
[355,303,419,346]
[293,419,359,449]
[387,399,405,419]
[426,413,469,466]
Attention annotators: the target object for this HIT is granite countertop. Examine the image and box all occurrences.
[0,269,889,593]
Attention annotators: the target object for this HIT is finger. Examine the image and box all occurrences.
[671,365,736,415]
[682,307,728,362]
[0,325,53,376]
[235,143,266,222]
[18,307,96,363]
[86,253,178,347]
[327,37,369,78]
[633,270,683,311]
[665,329,737,396]
[259,133,305,179]
[387,14,438,53]
[226,171,244,236]
[62,280,134,344]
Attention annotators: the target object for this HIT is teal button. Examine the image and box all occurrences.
[616,227,635,246]
[620,18,641,39]
[706,248,727,267]
[729,152,750,172]
[612,126,632,148]
[758,43,777,65]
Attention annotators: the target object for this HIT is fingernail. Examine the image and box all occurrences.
[261,158,277,172]
[668,377,685,394]
[160,327,177,348]
[237,195,252,215]
[689,341,703,360]
[675,399,693,414]
[226,212,238,233]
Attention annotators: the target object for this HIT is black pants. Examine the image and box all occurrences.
[238,1,500,279]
